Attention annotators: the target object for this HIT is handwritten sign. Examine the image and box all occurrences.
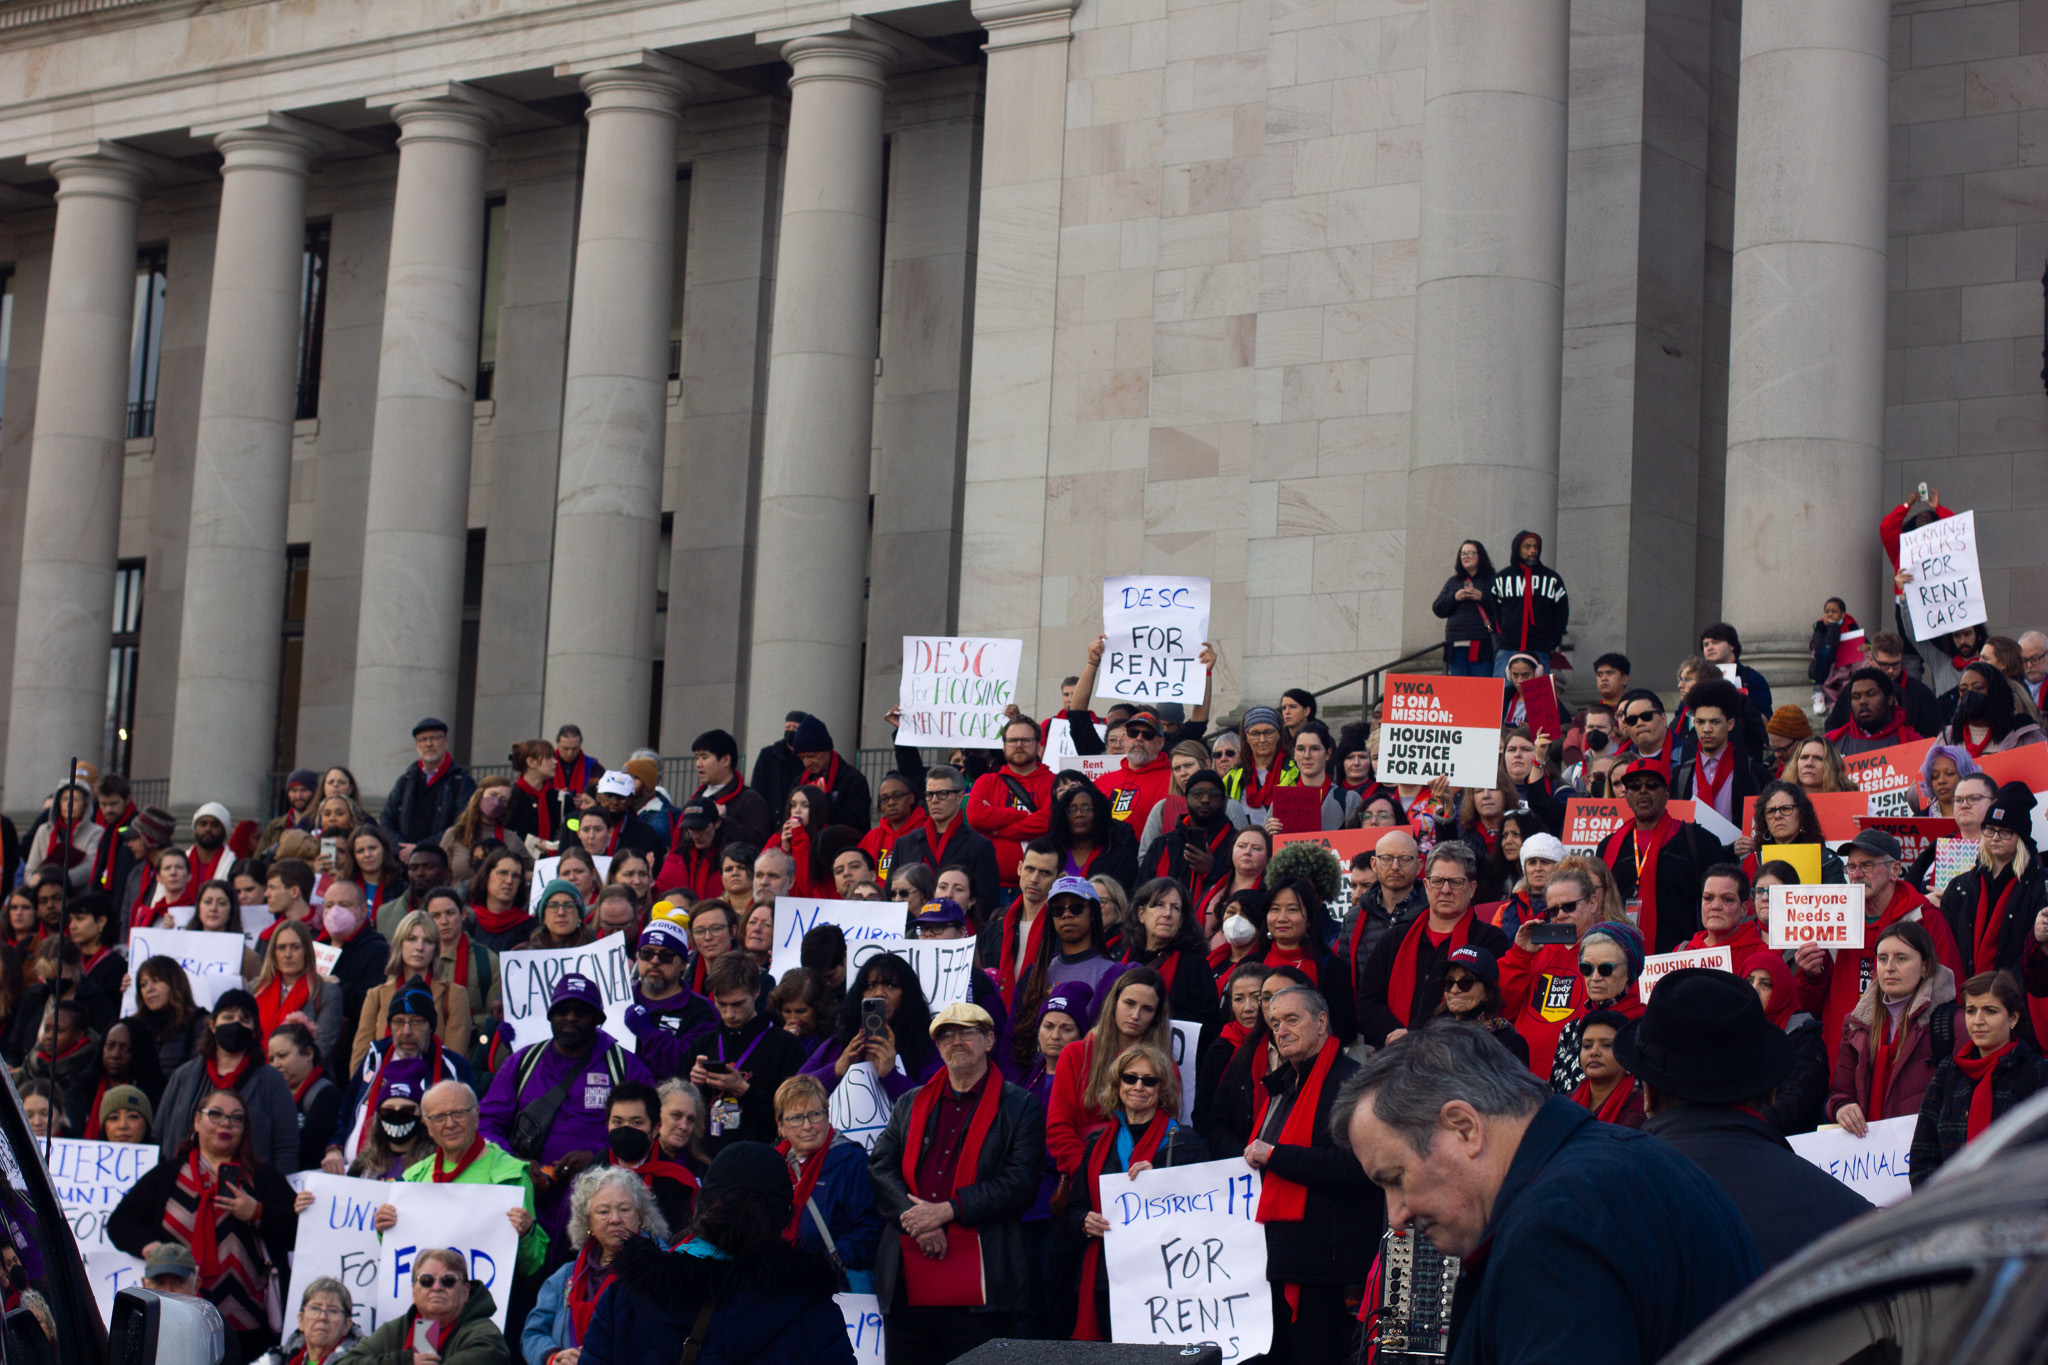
[1789,1115,1915,1206]
[528,856,612,912]
[1104,1158,1272,1360]
[835,1292,886,1364]
[1099,576,1210,703]
[847,937,977,1009]
[1767,884,1866,950]
[1046,717,1108,764]
[1843,739,1936,818]
[1898,509,1985,641]
[1638,946,1733,1001]
[375,1181,523,1329]
[827,1061,903,1149]
[121,926,247,1013]
[287,1173,390,1335]
[1377,675,1505,788]
[48,1139,158,1253]
[498,937,638,1052]
[899,637,1022,748]
[771,899,906,981]
[1562,798,1630,855]
[84,1251,147,1327]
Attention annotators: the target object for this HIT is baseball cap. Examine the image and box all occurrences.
[679,797,720,829]
[1439,944,1501,988]
[1618,757,1670,787]
[1122,710,1162,735]
[929,1002,995,1037]
[1049,875,1099,902]
[143,1244,197,1279]
[596,769,636,797]
[549,973,604,1015]
[914,898,966,927]
[1836,829,1903,862]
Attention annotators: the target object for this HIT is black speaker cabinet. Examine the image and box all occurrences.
[951,1343,1223,1365]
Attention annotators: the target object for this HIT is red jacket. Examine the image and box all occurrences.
[1096,753,1174,832]
[1794,882,1964,1066]
[966,764,1055,887]
[858,808,929,884]
[1499,942,1584,1080]
[654,845,722,902]
[1045,1033,1102,1175]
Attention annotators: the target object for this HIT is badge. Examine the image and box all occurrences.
[1537,972,1576,1023]
[709,1096,741,1134]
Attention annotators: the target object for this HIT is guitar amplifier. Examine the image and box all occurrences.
[1374,1226,1460,1358]
[953,1343,1222,1365]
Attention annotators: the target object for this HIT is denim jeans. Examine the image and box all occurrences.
[1445,644,1494,677]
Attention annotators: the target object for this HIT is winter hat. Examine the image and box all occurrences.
[791,714,834,754]
[131,806,176,849]
[1984,782,2038,840]
[548,973,604,1016]
[1519,833,1566,866]
[639,920,690,955]
[1241,706,1283,734]
[1766,706,1813,741]
[624,757,660,793]
[99,1085,154,1128]
[1184,769,1227,798]
[389,977,438,1025]
[701,1141,795,1223]
[537,879,585,914]
[1614,966,1791,1105]
[1580,920,1645,984]
[1037,981,1096,1030]
[286,768,320,792]
[213,988,261,1022]
[193,801,232,828]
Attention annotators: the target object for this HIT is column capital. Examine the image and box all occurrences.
[210,125,321,177]
[194,111,363,170]
[388,95,499,152]
[971,0,1080,51]
[757,16,902,87]
[576,64,693,117]
[43,147,152,203]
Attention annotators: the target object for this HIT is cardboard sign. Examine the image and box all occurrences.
[771,899,907,981]
[1268,785,1324,834]
[1743,791,1870,842]
[528,855,612,911]
[835,1293,886,1365]
[374,1181,524,1329]
[1856,815,1958,868]
[1168,1019,1202,1124]
[287,1173,392,1336]
[846,937,977,1008]
[1842,738,1936,818]
[1562,798,1630,854]
[1104,1158,1272,1360]
[1099,576,1211,703]
[1767,884,1866,950]
[48,1139,158,1254]
[120,926,246,1013]
[1638,946,1733,1001]
[1045,717,1108,764]
[1897,509,1986,641]
[1789,1115,1915,1206]
[1377,675,1506,788]
[497,936,638,1052]
[899,636,1023,749]
[827,1061,904,1150]
[1759,844,1824,886]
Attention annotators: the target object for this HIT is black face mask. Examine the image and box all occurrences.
[379,1111,420,1143]
[213,1022,254,1055]
[1954,690,1993,726]
[606,1125,651,1165]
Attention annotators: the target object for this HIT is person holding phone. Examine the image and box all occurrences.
[352,1246,510,1365]
[798,953,939,1103]
[1499,857,1631,1077]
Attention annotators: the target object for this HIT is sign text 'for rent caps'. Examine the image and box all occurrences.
[1099,576,1210,704]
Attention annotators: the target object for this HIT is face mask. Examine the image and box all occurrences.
[480,791,509,821]
[1954,691,1992,726]
[323,904,360,940]
[379,1112,420,1142]
[1222,914,1256,948]
[213,1021,254,1055]
[606,1125,652,1165]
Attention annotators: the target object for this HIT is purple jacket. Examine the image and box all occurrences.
[478,1031,655,1231]
[625,983,719,1075]
[798,1033,942,1105]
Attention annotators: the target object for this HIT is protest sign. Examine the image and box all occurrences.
[835,1293,886,1365]
[1842,738,1935,818]
[1099,576,1210,704]
[1789,1116,1915,1206]
[1272,827,1389,863]
[1931,837,1979,892]
[1856,815,1958,868]
[1562,798,1629,855]
[1744,791,1869,842]
[498,936,637,1052]
[898,637,1022,748]
[48,1139,158,1254]
[1268,785,1323,834]
[312,940,341,977]
[120,926,246,1013]
[1836,627,1868,670]
[1045,717,1108,764]
[376,1181,523,1329]
[827,1061,903,1149]
[288,1173,391,1335]
[1897,509,1986,641]
[240,904,276,950]
[1377,675,1505,788]
[1767,884,1865,951]
[1515,674,1563,745]
[846,937,976,1009]
[1667,797,1741,848]
[84,1251,147,1327]
[529,855,612,911]
[772,899,906,980]
[1057,754,1121,784]
[1168,1020,1202,1123]
[1638,946,1733,1001]
[1759,843,1823,886]
[1104,1158,1272,1360]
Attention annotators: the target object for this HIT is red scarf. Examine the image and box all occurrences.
[1961,725,1992,760]
[1692,745,1734,812]
[998,902,1050,1006]
[188,845,227,886]
[1868,1005,1908,1121]
[516,776,552,843]
[82,1077,109,1140]
[1073,1114,1173,1340]
[564,1240,612,1346]
[128,873,160,928]
[1387,913,1472,1028]
[1606,813,1680,947]
[432,1134,487,1182]
[553,751,592,795]
[1151,949,1180,997]
[1219,1019,1251,1052]
[450,938,471,989]
[1956,1036,2019,1140]
[1831,709,1911,746]
[171,1151,229,1277]
[418,753,453,787]
[900,1069,1000,1197]
[1240,762,1284,810]
[207,1053,254,1091]
[259,974,311,1040]
[1517,567,1534,650]
[1572,1074,1637,1125]
[1255,1037,1340,1223]
[698,775,748,811]
[90,805,134,891]
[291,1066,326,1106]
[1261,943,1318,986]
[473,898,532,937]
[1973,869,2018,975]
[777,1135,834,1241]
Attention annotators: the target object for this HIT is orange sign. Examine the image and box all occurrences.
[1562,797,1628,851]
[1272,827,1392,864]
[1841,738,1935,817]
[1742,790,1870,842]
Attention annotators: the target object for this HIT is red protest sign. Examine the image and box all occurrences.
[1842,738,1935,817]
[1272,826,1392,863]
[1269,786,1325,835]
[1515,676,1563,748]
[1977,746,2048,793]
[1562,798,1629,850]
[1856,815,1959,865]
[1743,790,1869,841]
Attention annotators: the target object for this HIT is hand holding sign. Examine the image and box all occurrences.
[1099,577,1210,703]
[899,637,1022,748]
[1897,509,1986,641]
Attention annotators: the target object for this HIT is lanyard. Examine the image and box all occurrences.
[718,1024,768,1071]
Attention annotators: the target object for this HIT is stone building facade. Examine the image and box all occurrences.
[0,0,2042,821]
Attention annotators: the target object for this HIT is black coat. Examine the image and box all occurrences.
[889,819,1002,914]
[505,784,569,844]
[1909,1041,2048,1185]
[1760,1014,1830,1137]
[1253,1050,1379,1284]
[1431,573,1496,649]
[109,1153,300,1279]
[380,763,477,847]
[1940,859,2048,979]
[1487,537,1569,656]
[1642,1103,1872,1271]
[750,742,807,825]
[1355,914,1510,1047]
[1598,818,1729,954]
[1126,943,1218,1028]
[1446,1098,1760,1365]
[1058,820,1141,897]
[580,1233,854,1365]
[867,1070,1046,1315]
[1670,740,1770,819]
[328,927,391,1069]
[812,755,874,835]
[1342,883,1427,1010]
[692,782,776,852]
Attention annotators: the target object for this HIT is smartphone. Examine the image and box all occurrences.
[218,1162,244,1194]
[702,1059,732,1074]
[411,1320,435,1355]
[1529,922,1579,947]
[320,836,338,864]
[861,997,889,1038]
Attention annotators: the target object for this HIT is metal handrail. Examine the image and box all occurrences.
[1310,646,1444,717]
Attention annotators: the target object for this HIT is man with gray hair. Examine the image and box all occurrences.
[2022,630,2048,713]
[1243,986,1377,1365]
[752,846,797,907]
[1336,1024,1759,1365]
[886,764,1001,913]
[1356,842,1509,1046]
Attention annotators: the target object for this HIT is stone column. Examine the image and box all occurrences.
[742,20,895,753]
[166,124,318,817]
[3,150,146,809]
[1402,0,1571,652]
[541,61,692,764]
[1719,0,1888,673]
[347,96,495,785]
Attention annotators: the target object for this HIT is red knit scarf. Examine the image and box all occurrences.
[1255,1037,1340,1223]
[1240,761,1284,810]
[516,776,552,843]
[259,974,311,1040]
[1974,869,2018,975]
[1572,1073,1636,1125]
[473,898,532,936]
[1693,745,1734,812]
[1956,1036,2019,1140]
[432,1134,487,1182]
[291,1066,326,1106]
[1387,913,1472,1028]
[1073,1114,1172,1341]
[207,1053,254,1091]
[188,845,227,886]
[163,1151,265,1328]
[998,903,1050,1006]
[1517,567,1534,650]
[1869,1005,1909,1121]
[1607,813,1680,947]
[419,753,453,787]
[1262,942,1318,986]
[777,1134,834,1242]
[564,1239,614,1345]
[901,1069,1000,1197]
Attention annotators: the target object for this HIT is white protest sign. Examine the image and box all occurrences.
[827,1061,904,1150]
[287,1173,390,1335]
[1767,884,1866,951]
[529,856,612,911]
[241,905,276,951]
[772,899,906,980]
[1046,717,1108,764]
[121,926,247,1013]
[1898,509,1986,642]
[376,1181,523,1330]
[1057,754,1122,785]
[1104,1158,1271,1360]
[1376,675,1505,788]
[1637,946,1733,1002]
[1789,1115,1915,1206]
[846,937,978,1009]
[1099,576,1210,704]
[84,1251,147,1328]
[48,1139,159,1254]
[1168,1020,1201,1123]
[497,936,638,1052]
[835,1293,886,1364]
[312,940,341,977]
[1685,799,1742,848]
[899,637,1022,749]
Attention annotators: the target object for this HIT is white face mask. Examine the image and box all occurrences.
[1222,914,1257,948]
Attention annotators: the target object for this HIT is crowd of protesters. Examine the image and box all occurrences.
[0,489,2044,1365]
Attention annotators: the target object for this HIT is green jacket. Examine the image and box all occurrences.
[352,1281,509,1365]
[401,1141,549,1275]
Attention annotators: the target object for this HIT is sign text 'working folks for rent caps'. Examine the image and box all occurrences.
[1766,884,1866,950]
[1375,674,1505,789]
[897,636,1022,749]
[1898,509,1987,642]
[1099,576,1210,704]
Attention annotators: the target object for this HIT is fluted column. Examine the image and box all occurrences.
[742,23,895,753]
[347,96,495,783]
[3,150,146,807]
[1720,0,1889,668]
[1402,0,1571,651]
[167,124,319,816]
[541,62,690,763]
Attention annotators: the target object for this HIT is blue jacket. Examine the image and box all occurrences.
[579,1232,854,1365]
[1447,1097,1760,1365]
[522,1258,579,1365]
[789,1137,883,1271]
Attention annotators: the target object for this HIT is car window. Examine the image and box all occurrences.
[1719,1272,1974,1365]
[0,1068,102,1360]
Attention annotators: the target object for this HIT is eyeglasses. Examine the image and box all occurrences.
[925,788,962,802]
[302,1304,346,1319]
[200,1109,247,1127]
[1761,803,1799,819]
[1955,794,1992,807]
[891,886,918,899]
[782,1110,827,1127]
[1117,1072,1162,1088]
[1443,975,1482,992]
[1374,853,1417,867]
[415,1274,462,1290]
[1577,961,1620,978]
[423,1107,476,1127]
[635,948,679,964]
[1425,876,1470,892]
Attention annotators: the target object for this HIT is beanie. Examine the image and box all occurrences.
[1984,782,2038,840]
[791,714,834,754]
[1581,921,1645,984]
[702,1141,795,1223]
[1766,706,1812,741]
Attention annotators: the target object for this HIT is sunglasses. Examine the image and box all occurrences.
[635,948,679,964]
[1118,1072,1161,1088]
[1577,961,1620,978]
[1443,975,1483,991]
[1125,727,1159,741]
[1051,901,1090,918]
[415,1274,463,1290]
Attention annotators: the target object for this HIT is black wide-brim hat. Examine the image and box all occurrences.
[1613,967,1792,1106]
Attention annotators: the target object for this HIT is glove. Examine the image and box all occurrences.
[624,1004,651,1034]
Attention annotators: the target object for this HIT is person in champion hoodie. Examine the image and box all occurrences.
[1488,530,1569,671]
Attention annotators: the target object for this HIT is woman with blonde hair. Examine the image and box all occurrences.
[250,919,342,1068]
[352,910,474,1070]
[1786,736,1854,795]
